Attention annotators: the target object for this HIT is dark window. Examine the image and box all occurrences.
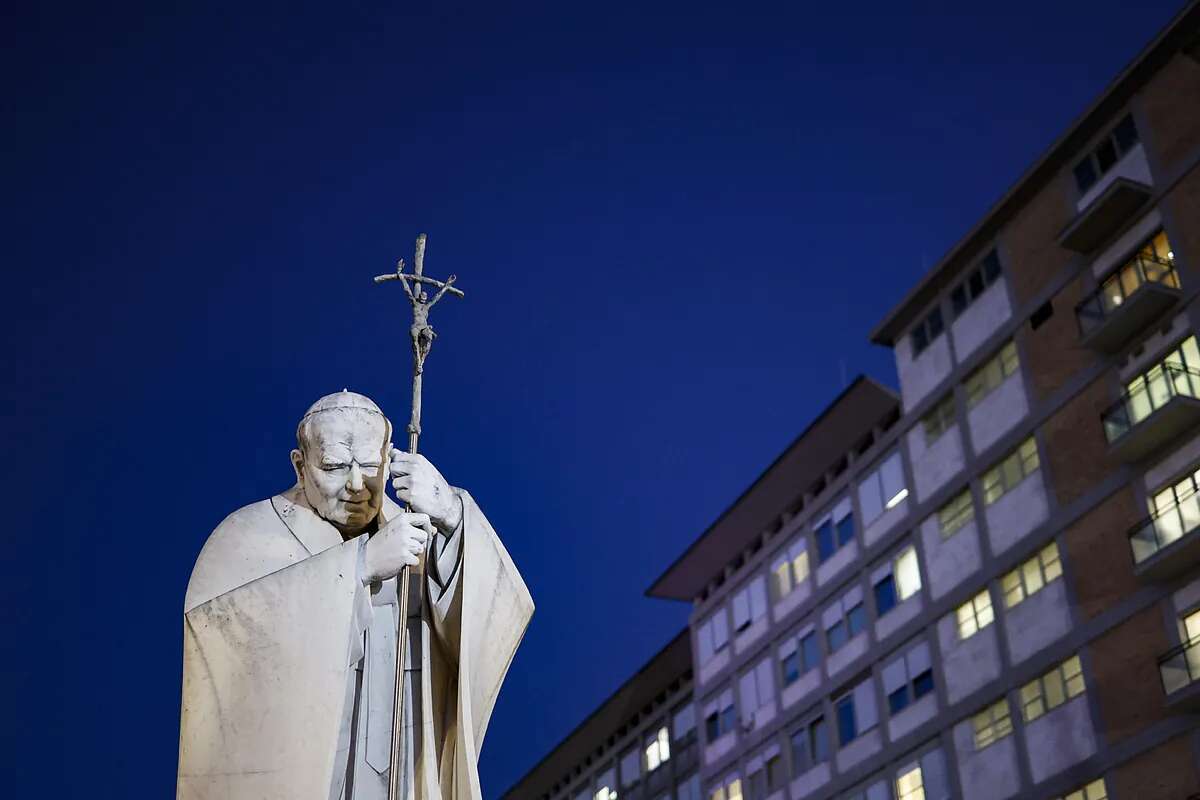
[836,514,855,547]
[782,652,800,685]
[1096,139,1118,171]
[811,718,829,762]
[950,249,1003,319]
[913,669,935,699]
[888,686,909,715]
[827,620,847,652]
[910,307,945,356]
[720,705,735,733]
[911,325,928,355]
[927,307,944,339]
[982,250,1002,283]
[874,574,898,616]
[847,604,866,636]
[816,520,835,562]
[800,633,820,672]
[790,717,829,773]
[1114,114,1139,151]
[705,712,720,741]
[1073,159,1098,193]
[835,696,857,746]
[1030,300,1054,331]
[951,285,968,316]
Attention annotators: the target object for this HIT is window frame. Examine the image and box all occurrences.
[824,587,867,653]
[910,306,945,356]
[938,489,975,538]
[788,713,830,775]
[971,698,1014,750]
[1001,541,1063,608]
[921,393,957,446]
[981,437,1040,506]
[1072,113,1140,195]
[955,588,995,640]
[858,449,909,526]
[950,249,1003,319]
[771,537,811,601]
[1020,655,1085,722]
[965,340,1020,408]
[814,497,855,564]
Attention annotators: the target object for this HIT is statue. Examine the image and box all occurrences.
[177,239,531,800]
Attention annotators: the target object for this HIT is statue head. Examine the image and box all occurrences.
[291,390,393,536]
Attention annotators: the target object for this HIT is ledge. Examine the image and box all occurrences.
[1058,177,1153,253]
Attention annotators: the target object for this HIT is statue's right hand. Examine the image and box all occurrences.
[361,513,433,584]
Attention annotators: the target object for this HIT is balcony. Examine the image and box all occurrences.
[1102,363,1200,462]
[1076,255,1181,353]
[1059,177,1153,253]
[1159,636,1200,711]
[1128,488,1200,580]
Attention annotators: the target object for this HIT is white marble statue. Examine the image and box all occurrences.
[177,391,533,800]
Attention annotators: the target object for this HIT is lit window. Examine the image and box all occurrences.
[710,775,743,800]
[1020,655,1086,722]
[1001,542,1063,608]
[965,341,1020,408]
[643,725,670,772]
[956,589,995,640]
[771,539,810,601]
[1057,778,1108,800]
[875,545,922,617]
[972,698,1013,750]
[594,787,616,800]
[982,437,1040,505]
[895,764,926,800]
[859,450,909,526]
[921,393,956,445]
[938,490,974,538]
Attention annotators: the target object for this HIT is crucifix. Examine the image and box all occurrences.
[373,233,464,800]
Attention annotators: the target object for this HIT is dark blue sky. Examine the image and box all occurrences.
[1,1,1187,795]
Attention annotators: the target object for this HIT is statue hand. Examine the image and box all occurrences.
[389,449,462,533]
[362,512,432,584]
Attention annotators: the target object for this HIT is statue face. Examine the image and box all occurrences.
[292,410,389,535]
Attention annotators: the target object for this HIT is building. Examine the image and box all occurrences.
[500,630,701,800]
[508,4,1200,799]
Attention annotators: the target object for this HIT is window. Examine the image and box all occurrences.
[703,689,736,742]
[815,497,855,563]
[910,306,945,356]
[937,489,974,538]
[771,538,810,601]
[873,544,922,617]
[824,586,866,653]
[965,341,1019,407]
[789,714,830,773]
[950,249,1003,318]
[731,576,768,632]
[1001,541,1063,608]
[644,725,670,772]
[956,588,995,640]
[1056,778,1108,800]
[1114,335,1200,437]
[1073,113,1140,194]
[697,609,730,664]
[1020,655,1085,722]
[672,702,696,743]
[858,449,908,526]
[678,775,702,800]
[883,640,934,715]
[971,698,1013,750]
[745,744,783,800]
[709,774,743,800]
[921,394,956,445]
[619,746,640,787]
[982,437,1040,505]
[895,764,926,800]
[834,676,879,747]
[738,658,775,726]
[780,626,820,686]
[594,768,617,800]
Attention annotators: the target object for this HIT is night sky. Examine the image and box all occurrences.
[1,1,1187,796]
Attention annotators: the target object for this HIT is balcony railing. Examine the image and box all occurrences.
[1076,255,1179,338]
[1129,487,1200,565]
[1159,635,1200,696]
[1102,363,1200,446]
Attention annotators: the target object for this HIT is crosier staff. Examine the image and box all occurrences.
[373,233,463,800]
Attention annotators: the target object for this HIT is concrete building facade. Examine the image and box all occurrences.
[507,5,1200,799]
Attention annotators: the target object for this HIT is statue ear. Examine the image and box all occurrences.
[290,449,305,485]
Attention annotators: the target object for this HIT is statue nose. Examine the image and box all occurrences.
[347,463,365,492]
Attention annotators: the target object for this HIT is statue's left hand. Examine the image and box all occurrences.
[390,449,462,533]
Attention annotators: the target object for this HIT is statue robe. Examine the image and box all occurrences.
[176,487,533,800]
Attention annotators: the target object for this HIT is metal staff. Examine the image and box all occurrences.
[373,233,463,800]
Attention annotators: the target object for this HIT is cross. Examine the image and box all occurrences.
[372,233,464,800]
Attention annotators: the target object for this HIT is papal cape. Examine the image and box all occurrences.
[176,487,533,800]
